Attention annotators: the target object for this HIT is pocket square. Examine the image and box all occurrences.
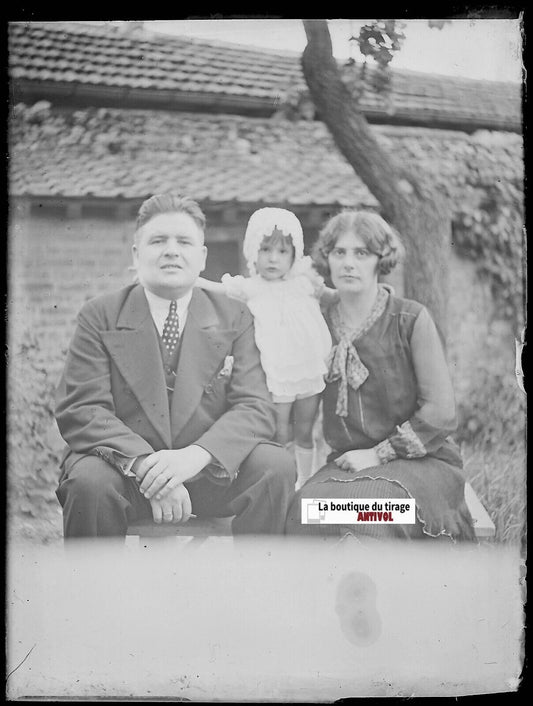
[217,355,234,378]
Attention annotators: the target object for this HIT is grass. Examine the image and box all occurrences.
[462,440,526,546]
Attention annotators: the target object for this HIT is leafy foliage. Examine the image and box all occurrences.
[356,20,406,67]
[453,178,525,333]
[373,128,524,334]
[345,20,406,97]
[8,327,66,538]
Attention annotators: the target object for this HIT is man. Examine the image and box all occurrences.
[55,193,295,537]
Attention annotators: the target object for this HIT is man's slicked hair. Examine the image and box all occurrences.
[135,193,206,241]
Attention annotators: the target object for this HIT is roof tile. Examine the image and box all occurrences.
[9,105,522,209]
[8,21,521,132]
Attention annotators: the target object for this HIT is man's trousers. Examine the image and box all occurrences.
[57,443,296,538]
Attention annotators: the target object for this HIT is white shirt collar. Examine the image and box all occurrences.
[143,288,193,337]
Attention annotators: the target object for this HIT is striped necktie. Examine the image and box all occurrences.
[161,300,180,355]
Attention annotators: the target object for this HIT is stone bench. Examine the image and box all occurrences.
[464,482,496,539]
[126,515,234,546]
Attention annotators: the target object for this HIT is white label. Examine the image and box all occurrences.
[301,498,416,524]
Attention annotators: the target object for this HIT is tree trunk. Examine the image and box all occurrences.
[302,20,451,341]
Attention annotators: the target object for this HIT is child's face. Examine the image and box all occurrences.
[255,230,295,281]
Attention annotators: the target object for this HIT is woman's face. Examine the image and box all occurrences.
[327,231,380,294]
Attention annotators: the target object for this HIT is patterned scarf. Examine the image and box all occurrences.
[326,286,389,417]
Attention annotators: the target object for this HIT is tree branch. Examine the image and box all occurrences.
[302,20,410,222]
[301,19,452,338]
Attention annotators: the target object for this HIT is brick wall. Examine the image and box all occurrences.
[9,202,241,377]
[10,206,128,377]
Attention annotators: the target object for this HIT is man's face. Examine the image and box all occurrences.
[133,212,207,299]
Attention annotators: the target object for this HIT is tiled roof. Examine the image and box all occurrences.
[9,21,521,132]
[9,104,523,207]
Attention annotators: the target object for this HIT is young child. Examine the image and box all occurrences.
[197,207,334,488]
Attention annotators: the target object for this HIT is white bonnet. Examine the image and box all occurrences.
[243,207,304,275]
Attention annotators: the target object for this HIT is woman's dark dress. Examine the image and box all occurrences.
[285,290,475,541]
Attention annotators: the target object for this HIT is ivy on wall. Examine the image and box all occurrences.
[453,173,524,334]
[8,328,66,533]
[377,128,524,334]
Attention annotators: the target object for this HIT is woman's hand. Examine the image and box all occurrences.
[334,448,380,472]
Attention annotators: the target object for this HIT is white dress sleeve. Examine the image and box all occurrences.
[290,256,325,298]
[220,273,252,302]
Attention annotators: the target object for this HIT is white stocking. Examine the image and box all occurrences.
[294,445,314,490]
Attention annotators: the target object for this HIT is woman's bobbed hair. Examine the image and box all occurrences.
[135,193,206,240]
[312,210,405,278]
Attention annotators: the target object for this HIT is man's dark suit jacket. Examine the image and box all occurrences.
[55,284,276,481]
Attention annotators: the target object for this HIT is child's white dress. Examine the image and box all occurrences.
[221,259,332,402]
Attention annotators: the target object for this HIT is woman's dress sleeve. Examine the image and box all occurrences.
[375,306,458,463]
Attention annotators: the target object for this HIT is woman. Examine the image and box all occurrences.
[285,210,475,541]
